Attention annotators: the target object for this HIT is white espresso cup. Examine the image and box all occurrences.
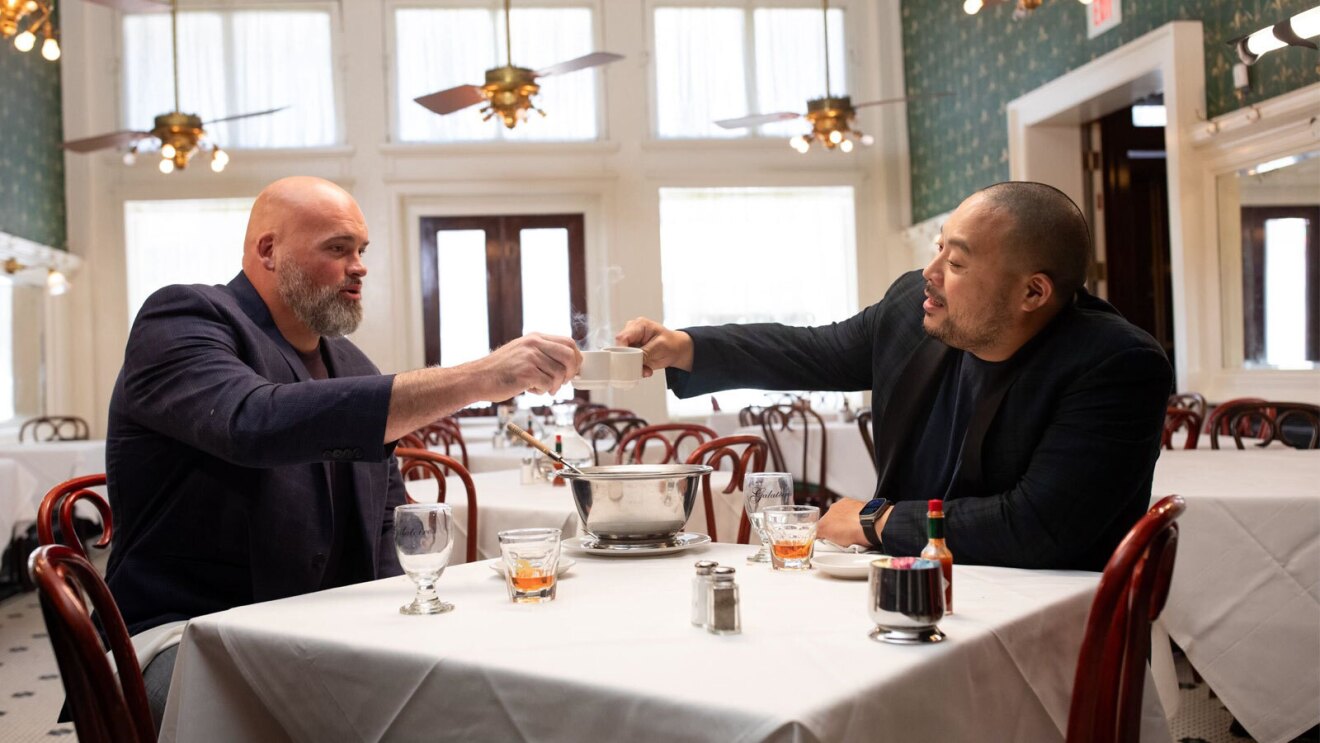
[605,346,644,389]
[575,350,611,390]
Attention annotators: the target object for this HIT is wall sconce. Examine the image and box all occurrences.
[3,256,69,295]
[1230,5,1320,65]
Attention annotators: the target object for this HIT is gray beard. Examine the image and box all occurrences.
[276,260,362,338]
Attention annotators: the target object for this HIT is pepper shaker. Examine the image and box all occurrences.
[692,560,718,627]
[706,566,741,635]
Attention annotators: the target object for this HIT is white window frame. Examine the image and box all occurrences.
[114,0,348,152]
[646,0,856,141]
[384,0,612,146]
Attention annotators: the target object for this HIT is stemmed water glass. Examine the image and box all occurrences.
[742,472,793,563]
[394,503,456,615]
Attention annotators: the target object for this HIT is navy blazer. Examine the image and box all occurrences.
[669,270,1172,571]
[106,273,406,635]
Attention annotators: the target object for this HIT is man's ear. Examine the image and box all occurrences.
[1022,272,1055,313]
[256,233,276,271]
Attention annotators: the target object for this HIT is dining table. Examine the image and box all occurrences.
[159,541,1171,742]
[1148,447,1320,743]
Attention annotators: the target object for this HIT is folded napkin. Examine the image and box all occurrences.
[817,539,878,554]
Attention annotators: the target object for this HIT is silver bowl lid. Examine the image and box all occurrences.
[559,464,713,481]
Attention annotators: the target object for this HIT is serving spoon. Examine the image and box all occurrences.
[504,422,586,476]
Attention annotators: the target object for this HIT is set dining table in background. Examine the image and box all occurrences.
[0,438,107,549]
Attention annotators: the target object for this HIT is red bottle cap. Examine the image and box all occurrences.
[928,499,943,512]
[556,434,562,442]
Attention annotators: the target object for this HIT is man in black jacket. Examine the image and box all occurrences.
[617,182,1171,570]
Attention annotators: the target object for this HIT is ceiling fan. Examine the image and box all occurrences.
[3,0,166,61]
[714,0,948,153]
[413,0,623,129]
[62,0,286,173]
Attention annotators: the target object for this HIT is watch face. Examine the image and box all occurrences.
[860,498,887,518]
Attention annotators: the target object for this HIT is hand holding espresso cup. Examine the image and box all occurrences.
[613,317,694,377]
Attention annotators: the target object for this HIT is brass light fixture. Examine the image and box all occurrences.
[1228,5,1320,66]
[2,0,61,61]
[3,257,69,295]
[413,0,623,129]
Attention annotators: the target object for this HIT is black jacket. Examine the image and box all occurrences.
[668,270,1172,571]
[106,272,406,635]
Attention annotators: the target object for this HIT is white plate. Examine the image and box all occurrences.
[488,556,577,577]
[563,532,711,556]
[812,552,882,580]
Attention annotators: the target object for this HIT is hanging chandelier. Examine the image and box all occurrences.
[1,0,60,61]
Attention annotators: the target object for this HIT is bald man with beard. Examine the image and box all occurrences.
[103,177,581,727]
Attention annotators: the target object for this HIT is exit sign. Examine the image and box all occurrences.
[1087,0,1122,38]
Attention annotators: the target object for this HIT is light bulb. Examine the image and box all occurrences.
[1077,0,1093,4]
[860,134,875,146]
[159,158,175,174]
[46,269,68,296]
[160,143,176,159]
[210,156,227,173]
[24,0,38,10]
[963,0,983,14]
[840,139,854,153]
[13,30,35,52]
[40,37,59,61]
[1292,7,1320,39]
[122,150,136,166]
[212,148,229,166]
[1245,27,1288,57]
[828,130,843,144]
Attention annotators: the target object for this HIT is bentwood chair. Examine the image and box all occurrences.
[1210,401,1320,450]
[397,432,426,450]
[20,415,91,442]
[1205,397,1268,441]
[38,474,112,559]
[572,403,608,430]
[759,403,840,510]
[1066,495,1185,743]
[616,423,719,464]
[1161,408,1202,450]
[30,544,156,743]
[395,448,480,563]
[574,407,637,433]
[737,405,765,427]
[684,435,769,543]
[1167,392,1207,421]
[856,409,876,470]
[418,418,469,470]
[584,416,648,461]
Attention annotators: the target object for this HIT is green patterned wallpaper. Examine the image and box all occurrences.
[902,0,1320,222]
[0,22,66,249]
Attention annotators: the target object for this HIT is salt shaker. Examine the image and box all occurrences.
[519,455,535,485]
[706,566,741,635]
[691,560,718,627]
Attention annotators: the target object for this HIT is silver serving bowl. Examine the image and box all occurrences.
[560,464,712,544]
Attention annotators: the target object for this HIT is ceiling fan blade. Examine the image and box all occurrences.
[83,0,170,11]
[714,112,803,129]
[534,52,624,78]
[852,91,953,109]
[62,130,151,153]
[415,85,486,116]
[202,106,290,126]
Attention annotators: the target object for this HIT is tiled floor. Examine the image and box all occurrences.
[0,583,1296,742]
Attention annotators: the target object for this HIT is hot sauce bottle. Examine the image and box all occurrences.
[920,499,953,614]
[552,434,565,487]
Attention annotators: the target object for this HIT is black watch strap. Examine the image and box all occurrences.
[860,500,890,548]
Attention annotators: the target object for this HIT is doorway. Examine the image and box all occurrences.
[1087,100,1175,368]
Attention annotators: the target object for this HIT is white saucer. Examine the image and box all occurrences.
[813,552,882,580]
[573,378,610,391]
[488,557,576,577]
[563,532,711,556]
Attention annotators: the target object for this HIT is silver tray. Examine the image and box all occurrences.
[563,532,711,556]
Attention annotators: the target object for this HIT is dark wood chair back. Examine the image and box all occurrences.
[683,434,769,542]
[1066,495,1185,743]
[396,448,479,563]
[574,407,636,433]
[856,409,876,471]
[584,416,648,460]
[1167,392,1207,420]
[1206,397,1267,441]
[1210,401,1319,450]
[397,432,426,450]
[759,403,839,510]
[572,403,608,429]
[20,415,91,442]
[1161,408,1202,450]
[737,405,765,427]
[616,423,719,464]
[38,474,112,560]
[418,418,469,470]
[29,544,155,743]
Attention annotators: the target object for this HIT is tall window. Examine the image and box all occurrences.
[1240,206,1320,368]
[653,4,846,139]
[659,187,857,415]
[0,278,44,425]
[419,214,588,407]
[394,6,601,143]
[122,9,338,148]
[124,199,252,323]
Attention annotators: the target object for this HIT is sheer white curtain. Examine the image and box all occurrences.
[658,187,858,415]
[394,7,599,143]
[653,7,746,139]
[754,8,845,137]
[0,281,13,422]
[122,10,336,148]
[123,199,252,324]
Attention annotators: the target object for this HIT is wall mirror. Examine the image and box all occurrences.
[1216,147,1320,371]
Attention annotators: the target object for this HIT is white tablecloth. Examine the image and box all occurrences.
[0,440,107,545]
[404,469,746,561]
[1150,449,1320,743]
[456,440,533,473]
[734,421,875,501]
[160,542,1170,742]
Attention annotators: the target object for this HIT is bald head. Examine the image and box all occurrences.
[976,181,1091,303]
[243,177,363,265]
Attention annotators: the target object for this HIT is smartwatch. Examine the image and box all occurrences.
[859,497,890,549]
